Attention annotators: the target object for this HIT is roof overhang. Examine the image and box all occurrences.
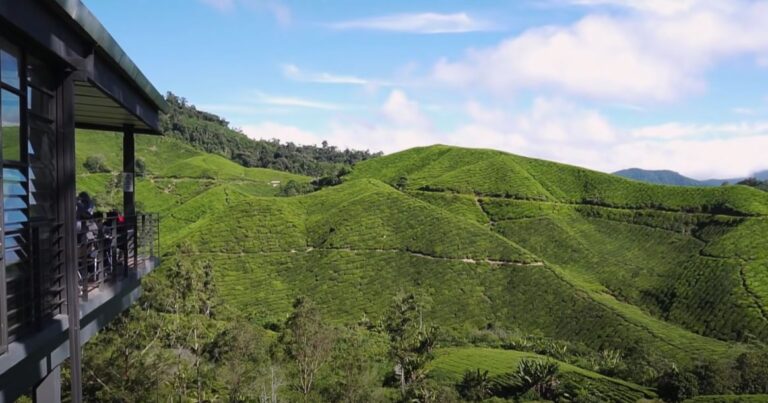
[0,0,168,134]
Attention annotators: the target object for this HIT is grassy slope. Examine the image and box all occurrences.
[347,145,768,357]
[162,182,750,365]
[75,129,311,207]
[77,136,767,394]
[114,142,763,365]
[430,347,654,402]
[685,397,768,402]
[348,145,768,215]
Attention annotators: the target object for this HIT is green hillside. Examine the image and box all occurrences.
[430,347,654,402]
[348,145,768,215]
[76,130,311,203]
[78,138,768,401]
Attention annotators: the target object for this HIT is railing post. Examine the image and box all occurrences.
[133,219,138,272]
[149,214,155,258]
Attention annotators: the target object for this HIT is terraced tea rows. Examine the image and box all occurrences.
[430,347,654,402]
[76,138,768,398]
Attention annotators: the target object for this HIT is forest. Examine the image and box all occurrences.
[160,93,381,178]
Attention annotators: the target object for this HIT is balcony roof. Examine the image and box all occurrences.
[50,0,169,115]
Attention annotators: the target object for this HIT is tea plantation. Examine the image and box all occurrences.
[77,137,768,401]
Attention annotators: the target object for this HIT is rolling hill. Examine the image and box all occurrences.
[613,168,723,186]
[77,138,768,401]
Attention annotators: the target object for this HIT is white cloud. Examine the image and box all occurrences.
[199,0,291,25]
[609,136,768,179]
[200,0,234,12]
[254,92,344,110]
[514,98,617,143]
[230,90,768,179]
[241,122,321,145]
[732,107,757,116]
[630,121,768,140]
[281,64,394,88]
[564,0,702,15]
[432,0,768,103]
[237,91,438,153]
[330,12,495,34]
[381,90,429,128]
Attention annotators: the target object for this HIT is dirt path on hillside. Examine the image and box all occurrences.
[196,247,544,267]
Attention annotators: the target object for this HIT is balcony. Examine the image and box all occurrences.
[0,214,160,402]
[77,213,160,299]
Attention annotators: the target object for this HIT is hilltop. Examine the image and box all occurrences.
[77,138,768,401]
[349,145,768,215]
[160,92,381,177]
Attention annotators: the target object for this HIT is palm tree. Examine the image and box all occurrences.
[511,359,560,399]
[457,369,492,401]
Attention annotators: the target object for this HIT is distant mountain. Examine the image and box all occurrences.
[612,168,712,186]
[754,170,768,181]
[613,168,768,187]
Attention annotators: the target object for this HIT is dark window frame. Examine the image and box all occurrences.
[1,31,36,352]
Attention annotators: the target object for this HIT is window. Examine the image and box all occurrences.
[0,44,20,90]
[0,36,20,352]
[1,90,21,161]
[0,34,61,352]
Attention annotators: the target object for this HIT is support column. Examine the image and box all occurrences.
[59,73,82,403]
[123,126,137,270]
[34,366,62,403]
[122,125,135,218]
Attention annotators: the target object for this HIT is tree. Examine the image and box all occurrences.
[384,293,439,398]
[395,176,409,191]
[657,368,699,402]
[691,360,735,395]
[204,321,268,401]
[738,177,768,192]
[457,369,492,401]
[280,297,336,400]
[84,154,110,173]
[279,180,314,196]
[325,327,379,403]
[735,351,768,394]
[160,92,381,178]
[509,359,561,400]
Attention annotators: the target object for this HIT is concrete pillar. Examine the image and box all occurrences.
[34,366,62,403]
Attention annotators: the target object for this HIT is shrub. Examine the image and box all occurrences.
[135,157,147,177]
[457,369,492,401]
[395,176,409,191]
[84,155,110,173]
[735,351,768,394]
[657,368,699,402]
[503,359,561,400]
[279,180,315,196]
[691,360,736,395]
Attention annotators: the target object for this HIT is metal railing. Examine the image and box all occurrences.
[76,213,159,299]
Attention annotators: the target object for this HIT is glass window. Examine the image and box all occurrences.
[27,86,53,119]
[0,45,20,90]
[1,89,22,161]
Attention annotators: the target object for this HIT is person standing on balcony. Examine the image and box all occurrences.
[75,192,98,283]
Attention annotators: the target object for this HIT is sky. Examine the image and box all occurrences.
[83,0,768,180]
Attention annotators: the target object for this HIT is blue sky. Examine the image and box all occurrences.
[83,0,768,179]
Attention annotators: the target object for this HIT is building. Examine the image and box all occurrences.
[0,1,166,401]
